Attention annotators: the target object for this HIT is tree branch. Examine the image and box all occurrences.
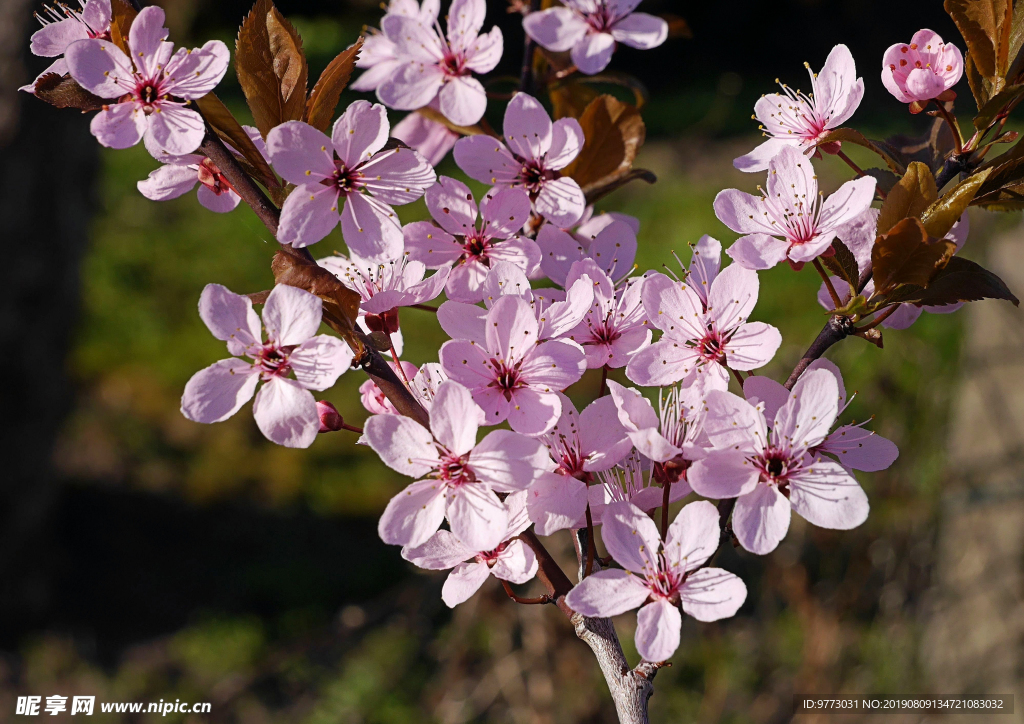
[519,0,541,95]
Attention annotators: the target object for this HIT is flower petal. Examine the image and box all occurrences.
[635,599,682,662]
[181,358,259,423]
[364,414,440,477]
[680,568,747,622]
[526,471,588,535]
[332,100,390,168]
[441,562,491,606]
[251,377,320,448]
[379,478,447,546]
[564,568,650,617]
[732,484,791,555]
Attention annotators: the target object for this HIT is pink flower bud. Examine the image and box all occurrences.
[882,30,963,105]
[317,401,344,433]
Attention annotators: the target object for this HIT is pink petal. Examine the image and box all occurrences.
[588,218,638,280]
[742,375,788,421]
[487,237,543,278]
[773,368,838,449]
[732,137,794,173]
[278,184,341,248]
[713,189,776,236]
[446,0,486,46]
[391,111,459,166]
[625,340,699,387]
[504,491,534,537]
[708,263,759,332]
[197,185,241,213]
[262,284,322,346]
[787,234,835,265]
[546,117,585,170]
[429,380,483,455]
[289,335,354,390]
[480,260,531,303]
[426,176,479,236]
[507,387,562,436]
[252,377,320,448]
[535,177,585,227]
[526,471,588,535]
[504,92,553,160]
[437,300,487,342]
[818,176,876,234]
[447,483,508,551]
[540,277,594,338]
[680,568,746,622]
[814,44,863,128]
[664,500,720,572]
[341,192,404,260]
[332,100,389,168]
[522,7,588,52]
[402,529,472,569]
[485,295,539,360]
[350,58,401,93]
[480,186,532,238]
[732,484,791,555]
[579,395,633,470]
[364,414,439,477]
[384,14,443,61]
[266,121,336,186]
[441,562,491,607]
[143,106,206,157]
[641,272,705,338]
[163,40,230,99]
[688,235,721,305]
[723,322,782,371]
[128,6,169,76]
[726,234,792,270]
[789,459,869,530]
[635,599,681,662]
[439,337,494,386]
[360,145,437,205]
[820,426,898,471]
[767,144,817,201]
[688,448,759,499]
[378,478,447,546]
[181,358,259,423]
[571,31,616,75]
[519,338,587,390]
[138,163,198,201]
[564,568,650,617]
[198,283,262,353]
[377,60,446,111]
[453,135,520,185]
[701,389,765,452]
[89,102,146,149]
[905,67,947,101]
[602,501,662,574]
[610,12,667,50]
[31,17,90,57]
[403,221,462,266]
[439,75,487,126]
[806,357,847,406]
[465,26,504,74]
[490,539,538,584]
[65,38,132,97]
[471,429,553,491]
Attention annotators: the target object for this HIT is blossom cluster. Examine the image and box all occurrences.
[32,0,983,668]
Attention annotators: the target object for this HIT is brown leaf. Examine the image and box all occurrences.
[945,0,1013,79]
[305,38,363,132]
[877,162,937,235]
[661,13,692,39]
[919,167,991,237]
[33,73,105,111]
[271,251,362,344]
[236,0,309,139]
[871,217,956,294]
[109,0,137,56]
[582,168,656,205]
[194,93,279,192]
[562,95,645,190]
[880,118,956,177]
[898,256,1019,307]
[821,239,860,290]
[549,77,600,120]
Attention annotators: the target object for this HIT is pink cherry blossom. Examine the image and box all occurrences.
[437,260,594,343]
[391,106,459,166]
[586,449,690,525]
[402,491,538,607]
[526,394,632,535]
[566,501,746,662]
[439,295,587,435]
[734,45,863,173]
[688,369,872,555]
[350,0,441,93]
[266,102,435,256]
[454,93,586,227]
[181,284,355,449]
[816,210,970,328]
[21,0,111,94]
[65,6,229,156]
[742,360,899,474]
[137,126,268,213]
[536,211,638,287]
[564,259,651,369]
[523,0,668,76]
[882,30,963,105]
[404,177,539,302]
[626,262,781,391]
[377,0,503,126]
[366,380,553,550]
[716,146,876,270]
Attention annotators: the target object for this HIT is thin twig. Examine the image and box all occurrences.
[836,149,887,199]
[813,258,843,308]
[660,483,670,538]
[500,579,551,605]
[932,100,963,154]
[410,303,438,313]
[584,505,596,578]
[599,365,609,397]
[855,304,899,332]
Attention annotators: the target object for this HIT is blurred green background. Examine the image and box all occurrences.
[2,0,1018,722]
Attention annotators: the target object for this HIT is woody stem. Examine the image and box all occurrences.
[932,100,963,154]
[813,258,844,308]
[585,505,597,578]
[500,579,551,605]
[661,482,670,538]
[855,304,899,332]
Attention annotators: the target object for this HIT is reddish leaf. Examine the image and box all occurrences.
[901,256,1019,306]
[305,38,363,133]
[194,93,279,193]
[562,94,646,191]
[109,0,137,56]
[877,162,937,235]
[871,217,956,294]
[33,73,105,111]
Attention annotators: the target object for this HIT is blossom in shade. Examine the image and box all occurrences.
[360,360,421,414]
[607,380,706,491]
[21,0,111,94]
[526,394,632,535]
[536,211,638,287]
[350,0,441,93]
[391,106,459,166]
[64,6,229,156]
[586,449,690,525]
[366,380,553,551]
[816,209,970,328]
[688,369,874,555]
[266,101,435,257]
[402,491,538,607]
[437,260,594,343]
[626,263,781,391]
[137,125,267,213]
[565,259,651,369]
[716,146,876,270]
[734,45,863,173]
[377,0,503,126]
[522,0,668,76]
[742,359,899,473]
[181,284,355,449]
[566,501,746,662]
[454,93,586,227]
[439,295,587,435]
[882,30,963,105]
[405,177,539,302]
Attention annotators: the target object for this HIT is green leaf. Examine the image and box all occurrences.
[818,128,906,174]
[872,217,956,294]
[897,256,1019,306]
[877,161,937,235]
[919,168,992,237]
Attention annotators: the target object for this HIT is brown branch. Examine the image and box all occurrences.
[783,315,857,390]
[500,579,551,605]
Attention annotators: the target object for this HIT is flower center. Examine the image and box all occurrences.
[488,358,522,399]
[462,231,491,261]
[698,329,726,362]
[196,158,235,197]
[477,541,509,565]
[442,50,466,77]
[437,452,474,485]
[518,161,551,192]
[754,447,798,490]
[133,79,166,113]
[254,343,292,379]
[328,161,364,194]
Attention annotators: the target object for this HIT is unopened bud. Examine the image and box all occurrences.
[317,400,344,433]
[364,308,401,335]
